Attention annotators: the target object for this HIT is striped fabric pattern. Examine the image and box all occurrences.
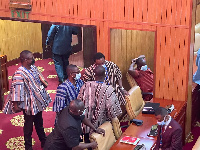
[53,79,84,112]
[83,60,126,105]
[78,81,122,133]
[3,65,52,115]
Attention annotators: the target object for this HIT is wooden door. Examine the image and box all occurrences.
[42,24,52,59]
[83,26,97,68]
[110,29,155,90]
[0,60,3,110]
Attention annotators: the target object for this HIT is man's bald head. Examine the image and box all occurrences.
[94,65,105,77]
[66,64,78,75]
[20,50,32,63]
[69,99,84,112]
[136,55,146,68]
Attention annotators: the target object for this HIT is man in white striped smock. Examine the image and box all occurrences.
[82,52,127,106]
[3,50,52,150]
[53,64,84,124]
[78,65,122,144]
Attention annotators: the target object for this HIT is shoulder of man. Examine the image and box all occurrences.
[169,118,182,131]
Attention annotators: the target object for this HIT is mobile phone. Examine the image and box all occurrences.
[134,144,145,150]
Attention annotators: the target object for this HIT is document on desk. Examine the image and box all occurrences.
[120,136,140,145]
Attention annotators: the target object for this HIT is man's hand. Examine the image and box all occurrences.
[123,89,129,96]
[90,141,98,149]
[131,58,137,63]
[96,128,105,136]
[12,102,22,113]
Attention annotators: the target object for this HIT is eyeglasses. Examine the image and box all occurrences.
[77,108,86,114]
[69,108,86,115]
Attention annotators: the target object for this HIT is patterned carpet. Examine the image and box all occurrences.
[0,58,199,150]
[0,58,57,150]
[183,121,200,150]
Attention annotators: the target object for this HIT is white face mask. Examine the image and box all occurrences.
[141,65,148,71]
[102,64,106,68]
[74,73,81,80]
[157,116,166,126]
[82,109,86,115]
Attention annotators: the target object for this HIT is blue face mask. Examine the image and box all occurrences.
[74,73,81,80]
[141,65,148,71]
[157,116,166,126]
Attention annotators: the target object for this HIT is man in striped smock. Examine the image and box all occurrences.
[82,52,127,106]
[3,50,52,150]
[53,64,84,124]
[78,65,122,144]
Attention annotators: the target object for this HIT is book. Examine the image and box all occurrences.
[120,136,140,145]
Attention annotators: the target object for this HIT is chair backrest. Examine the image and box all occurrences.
[126,72,137,87]
[125,85,145,120]
[89,122,116,150]
[111,117,122,140]
[193,136,200,150]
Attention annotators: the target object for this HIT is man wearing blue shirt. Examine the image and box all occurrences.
[193,49,200,84]
[53,65,84,124]
[46,25,79,84]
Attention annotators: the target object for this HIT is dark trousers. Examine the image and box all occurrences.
[23,111,46,150]
[84,133,92,150]
[53,53,70,83]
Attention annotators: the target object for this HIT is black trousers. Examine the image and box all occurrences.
[84,133,92,150]
[23,111,46,150]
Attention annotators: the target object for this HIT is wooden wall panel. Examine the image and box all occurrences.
[196,5,200,24]
[0,0,194,101]
[110,29,155,90]
[0,20,42,61]
[155,27,188,101]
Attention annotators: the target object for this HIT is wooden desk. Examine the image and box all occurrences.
[110,98,186,150]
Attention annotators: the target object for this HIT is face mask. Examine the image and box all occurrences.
[74,73,81,80]
[141,65,148,71]
[157,116,166,126]
[82,109,86,115]
[31,59,35,65]
[102,64,106,68]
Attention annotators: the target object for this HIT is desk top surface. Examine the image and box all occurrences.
[110,98,186,150]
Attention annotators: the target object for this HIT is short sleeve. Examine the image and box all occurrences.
[72,26,79,35]
[62,127,80,148]
[112,63,122,81]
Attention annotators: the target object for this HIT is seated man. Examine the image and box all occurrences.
[53,65,84,124]
[78,66,122,142]
[154,107,182,150]
[44,99,105,150]
[128,55,153,101]
[82,52,127,106]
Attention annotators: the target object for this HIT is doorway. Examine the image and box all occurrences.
[110,28,155,90]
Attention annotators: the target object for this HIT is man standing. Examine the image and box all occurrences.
[154,107,182,150]
[82,52,127,105]
[53,64,84,124]
[3,50,52,150]
[46,24,80,84]
[44,99,105,150]
[78,65,122,142]
[128,55,153,101]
